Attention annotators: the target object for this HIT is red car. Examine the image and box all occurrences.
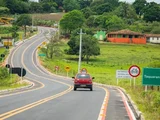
[72,73,94,91]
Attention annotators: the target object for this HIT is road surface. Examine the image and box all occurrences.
[0,27,136,120]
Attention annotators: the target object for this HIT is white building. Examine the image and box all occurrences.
[29,0,39,2]
[146,34,160,43]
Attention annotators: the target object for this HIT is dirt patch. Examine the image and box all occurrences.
[33,13,65,21]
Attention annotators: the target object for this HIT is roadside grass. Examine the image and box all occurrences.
[0,47,6,54]
[0,75,28,90]
[40,42,160,120]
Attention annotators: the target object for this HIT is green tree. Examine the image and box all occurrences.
[67,29,100,63]
[78,0,91,9]
[0,7,10,15]
[41,2,57,13]
[15,14,32,37]
[105,15,126,31]
[90,0,104,7]
[86,15,96,28]
[10,25,19,40]
[143,2,160,22]
[114,2,137,20]
[41,32,63,59]
[0,0,6,7]
[81,7,94,19]
[5,0,30,14]
[94,15,108,28]
[104,0,119,7]
[133,0,147,17]
[92,3,113,15]
[63,0,80,12]
[30,2,43,13]
[60,10,85,33]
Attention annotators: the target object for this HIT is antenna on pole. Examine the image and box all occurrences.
[77,29,86,73]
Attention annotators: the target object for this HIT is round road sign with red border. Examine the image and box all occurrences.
[81,68,87,74]
[128,65,141,77]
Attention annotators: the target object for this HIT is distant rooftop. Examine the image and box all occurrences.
[108,29,143,35]
[29,0,39,2]
[146,34,160,37]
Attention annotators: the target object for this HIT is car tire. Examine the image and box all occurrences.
[74,87,77,91]
[90,87,93,91]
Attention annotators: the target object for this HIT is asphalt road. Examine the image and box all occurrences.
[0,27,136,120]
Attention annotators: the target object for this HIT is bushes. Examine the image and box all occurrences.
[0,27,12,34]
[0,67,9,80]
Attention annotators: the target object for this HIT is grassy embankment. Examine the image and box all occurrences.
[0,48,28,90]
[0,27,37,91]
[39,41,160,120]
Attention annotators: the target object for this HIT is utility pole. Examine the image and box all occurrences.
[32,15,34,32]
[78,29,85,73]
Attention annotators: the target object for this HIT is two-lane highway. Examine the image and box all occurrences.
[0,27,136,120]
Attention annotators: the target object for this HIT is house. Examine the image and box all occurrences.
[1,37,13,46]
[107,29,146,44]
[146,34,160,43]
[29,0,39,2]
[94,31,106,40]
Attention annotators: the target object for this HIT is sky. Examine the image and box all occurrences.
[30,0,160,4]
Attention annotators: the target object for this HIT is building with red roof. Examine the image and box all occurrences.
[107,29,146,44]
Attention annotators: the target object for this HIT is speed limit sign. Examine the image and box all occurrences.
[128,65,140,77]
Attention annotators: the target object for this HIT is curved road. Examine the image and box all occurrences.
[0,27,136,120]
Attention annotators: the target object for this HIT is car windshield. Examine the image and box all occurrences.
[76,74,90,79]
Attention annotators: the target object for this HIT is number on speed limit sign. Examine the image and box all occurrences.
[128,65,140,77]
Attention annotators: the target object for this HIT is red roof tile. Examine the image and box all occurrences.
[108,29,143,35]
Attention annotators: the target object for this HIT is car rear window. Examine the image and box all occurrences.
[76,74,90,79]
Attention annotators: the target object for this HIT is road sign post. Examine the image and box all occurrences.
[6,64,12,83]
[116,70,132,85]
[65,66,70,77]
[142,68,160,92]
[0,54,5,63]
[55,66,59,74]
[128,65,141,89]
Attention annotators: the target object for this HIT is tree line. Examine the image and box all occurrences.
[1,0,160,34]
[0,0,160,23]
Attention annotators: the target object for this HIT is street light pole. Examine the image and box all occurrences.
[78,29,85,73]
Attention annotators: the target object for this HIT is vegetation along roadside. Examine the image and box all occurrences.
[39,32,160,120]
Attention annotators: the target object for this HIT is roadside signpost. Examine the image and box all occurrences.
[38,53,46,57]
[116,70,132,85]
[37,46,41,50]
[65,66,70,77]
[0,54,5,62]
[9,67,26,80]
[55,66,59,74]
[128,65,141,88]
[80,68,87,74]
[142,68,160,91]
[5,64,10,68]
[42,42,46,45]
[6,64,12,82]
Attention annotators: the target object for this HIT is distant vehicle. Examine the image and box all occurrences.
[72,73,94,91]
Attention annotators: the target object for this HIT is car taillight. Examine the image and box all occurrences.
[89,79,92,83]
[75,79,79,83]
